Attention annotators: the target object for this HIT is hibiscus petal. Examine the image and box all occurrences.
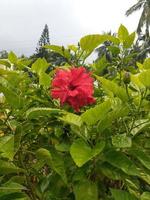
[51,66,96,112]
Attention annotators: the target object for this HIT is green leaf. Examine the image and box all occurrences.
[26,107,62,119]
[130,119,150,136]
[143,58,150,69]
[0,181,26,193]
[0,59,11,68]
[39,72,51,87]
[96,76,128,101]
[123,32,135,48]
[44,45,71,59]
[93,55,108,74]
[0,68,19,76]
[129,150,150,170]
[51,150,67,184]
[141,192,150,200]
[99,162,126,180]
[36,148,52,165]
[136,62,144,70]
[0,160,24,175]
[31,58,49,75]
[118,24,129,43]
[59,112,82,127]
[40,174,51,193]
[106,35,120,44]
[111,189,137,200]
[104,150,140,176]
[8,52,17,64]
[80,34,105,53]
[55,143,70,152]
[70,139,105,167]
[0,135,14,160]
[112,134,132,148]
[108,46,120,56]
[14,126,22,153]
[74,179,98,200]
[80,34,119,56]
[68,45,78,52]
[0,84,23,109]
[36,148,67,184]
[131,74,145,89]
[139,69,150,88]
[0,193,29,200]
[98,101,129,132]
[81,100,111,125]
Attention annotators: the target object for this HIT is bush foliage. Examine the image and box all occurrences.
[0,25,150,200]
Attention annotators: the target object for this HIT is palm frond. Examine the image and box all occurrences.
[137,3,150,33]
[126,0,145,16]
[137,8,147,33]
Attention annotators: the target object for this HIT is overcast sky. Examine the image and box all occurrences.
[0,0,141,56]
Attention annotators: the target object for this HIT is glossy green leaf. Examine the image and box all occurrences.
[80,34,106,53]
[0,59,11,68]
[112,134,132,148]
[80,34,119,55]
[74,179,98,200]
[31,58,49,75]
[36,148,52,165]
[70,139,105,167]
[26,107,62,119]
[51,150,67,184]
[108,46,120,56]
[131,119,150,136]
[141,192,150,200]
[59,112,82,127]
[0,193,29,200]
[139,69,150,88]
[55,143,70,152]
[118,24,129,42]
[104,150,140,176]
[81,100,111,125]
[93,55,108,74]
[40,174,51,193]
[0,135,14,160]
[44,45,71,59]
[0,160,24,175]
[99,162,126,180]
[39,72,51,87]
[96,76,128,101]
[111,189,137,200]
[129,150,150,170]
[68,45,78,52]
[0,181,26,192]
[0,85,23,108]
[98,102,129,132]
[106,35,120,44]
[143,58,150,69]
[131,74,145,89]
[36,148,67,184]
[123,32,135,48]
[8,52,17,64]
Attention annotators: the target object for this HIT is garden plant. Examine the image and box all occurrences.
[0,25,150,200]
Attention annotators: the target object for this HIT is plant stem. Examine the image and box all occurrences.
[18,150,37,200]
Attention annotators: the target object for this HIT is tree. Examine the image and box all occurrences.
[36,24,50,59]
[34,24,66,66]
[0,50,8,59]
[125,0,150,38]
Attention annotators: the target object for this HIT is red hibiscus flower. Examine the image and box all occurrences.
[51,67,96,112]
